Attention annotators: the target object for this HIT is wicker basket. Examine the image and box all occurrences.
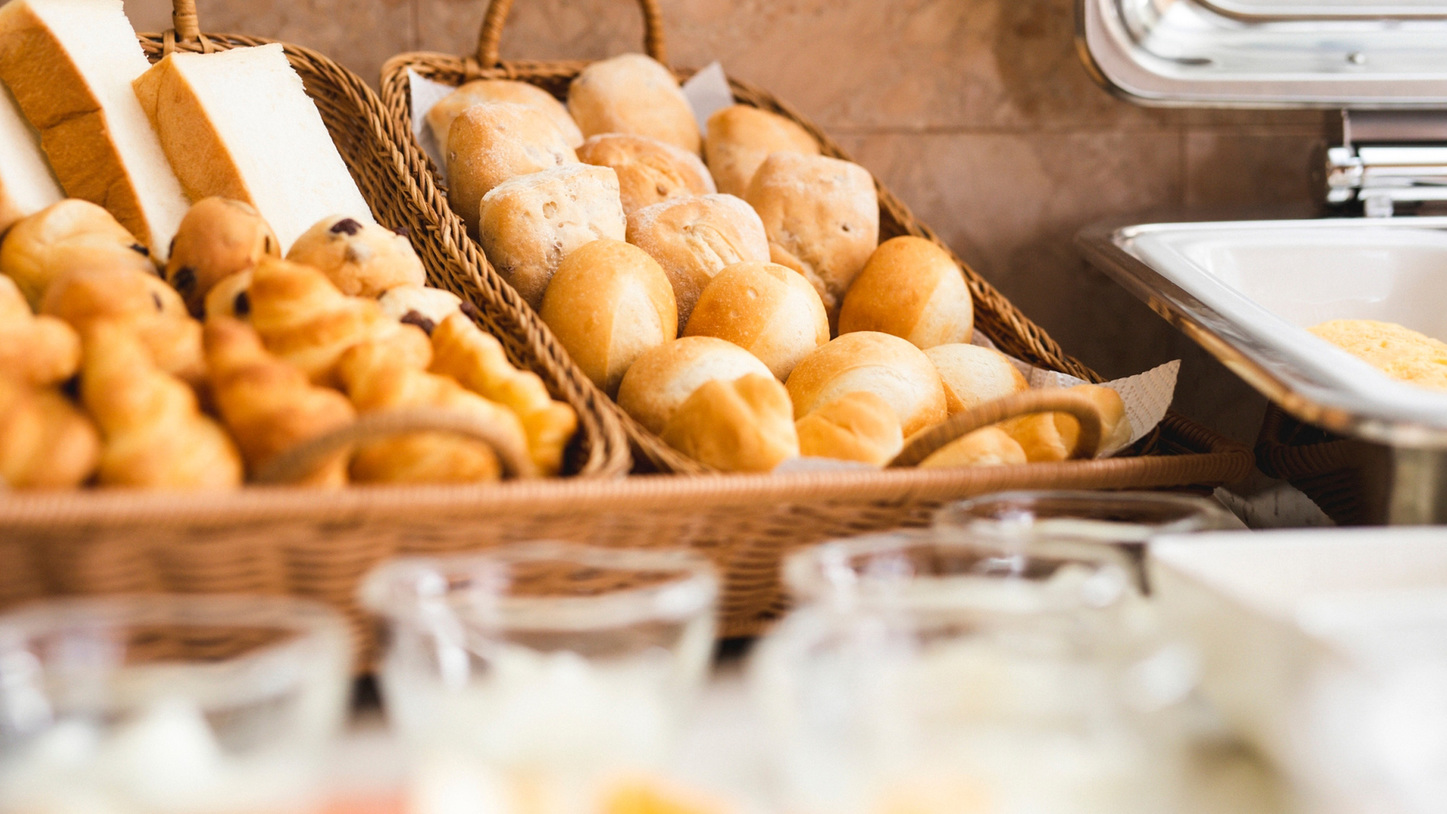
[1255,405,1389,525]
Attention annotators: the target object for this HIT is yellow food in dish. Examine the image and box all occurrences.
[1309,319,1447,390]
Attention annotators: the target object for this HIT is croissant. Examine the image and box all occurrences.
[0,200,155,308]
[247,258,431,386]
[80,321,243,489]
[337,339,530,484]
[429,312,578,475]
[204,317,356,487]
[0,276,81,386]
[0,375,100,489]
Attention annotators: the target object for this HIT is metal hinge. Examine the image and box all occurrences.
[1326,111,1447,217]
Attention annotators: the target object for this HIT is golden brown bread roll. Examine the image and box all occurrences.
[625,194,770,333]
[377,284,463,331]
[704,105,820,198]
[429,312,579,477]
[247,257,432,387]
[204,317,356,487]
[745,153,878,322]
[538,239,677,397]
[164,197,279,315]
[0,375,99,489]
[838,236,973,349]
[567,54,700,154]
[996,384,1130,462]
[338,338,528,484]
[682,261,828,380]
[285,215,426,298]
[427,79,584,154]
[205,269,253,321]
[80,321,242,489]
[660,373,798,473]
[0,274,80,386]
[919,427,1027,470]
[794,390,903,466]
[616,336,774,435]
[924,343,1028,415]
[576,133,715,216]
[0,199,154,308]
[478,164,627,310]
[786,331,947,437]
[447,103,579,235]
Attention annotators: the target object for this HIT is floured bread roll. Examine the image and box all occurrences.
[786,331,947,437]
[704,105,819,197]
[0,199,153,308]
[839,236,972,348]
[925,344,1028,415]
[0,375,99,489]
[427,79,584,154]
[41,266,204,384]
[795,390,903,466]
[567,54,700,154]
[539,239,677,396]
[378,285,463,331]
[447,102,579,234]
[616,336,773,435]
[577,133,715,216]
[286,215,426,298]
[920,427,1027,470]
[0,275,80,386]
[997,384,1130,461]
[683,261,827,380]
[164,197,279,315]
[746,153,878,322]
[660,373,799,473]
[625,194,770,333]
[478,164,626,309]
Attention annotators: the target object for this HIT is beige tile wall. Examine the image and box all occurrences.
[124,0,1339,442]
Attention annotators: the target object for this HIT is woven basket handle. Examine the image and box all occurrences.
[888,389,1106,469]
[253,408,539,485]
[475,0,669,67]
[163,0,217,53]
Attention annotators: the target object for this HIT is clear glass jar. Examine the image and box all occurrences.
[0,595,352,814]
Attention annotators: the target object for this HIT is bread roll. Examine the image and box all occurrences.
[838,236,972,348]
[446,102,579,234]
[539,239,676,396]
[785,331,946,437]
[478,164,627,309]
[0,199,154,309]
[682,261,827,380]
[746,153,878,322]
[660,373,798,473]
[625,194,770,333]
[567,54,700,154]
[0,274,80,387]
[427,79,583,154]
[997,384,1129,462]
[616,336,773,435]
[794,390,903,466]
[0,83,62,236]
[577,133,716,216]
[704,105,819,197]
[286,215,426,298]
[924,344,1028,415]
[164,198,279,315]
[920,427,1027,470]
[378,285,462,330]
[205,270,253,321]
[0,375,99,489]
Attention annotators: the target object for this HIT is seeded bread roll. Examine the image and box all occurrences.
[746,153,878,322]
[567,54,700,154]
[924,344,1029,415]
[539,239,677,396]
[839,236,972,348]
[704,105,819,197]
[660,373,799,473]
[427,79,583,155]
[285,215,426,298]
[0,199,153,309]
[683,261,828,380]
[920,427,1027,469]
[479,164,627,310]
[794,390,903,465]
[577,133,715,216]
[616,336,773,435]
[785,331,947,437]
[997,384,1130,461]
[377,285,462,330]
[625,194,770,333]
[446,102,579,234]
[164,198,279,315]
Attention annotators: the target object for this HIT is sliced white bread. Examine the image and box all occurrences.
[0,0,189,259]
[0,82,61,234]
[133,43,374,252]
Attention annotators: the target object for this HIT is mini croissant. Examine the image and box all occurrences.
[247,258,432,387]
[337,339,530,484]
[0,276,81,386]
[204,318,356,487]
[81,321,243,489]
[0,375,100,489]
[429,312,578,475]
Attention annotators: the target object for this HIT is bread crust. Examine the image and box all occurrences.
[785,331,946,437]
[446,102,579,235]
[660,373,799,472]
[577,133,715,216]
[616,336,773,435]
[567,54,700,154]
[428,79,583,154]
[839,236,972,348]
[704,105,819,197]
[682,261,827,380]
[924,343,1028,415]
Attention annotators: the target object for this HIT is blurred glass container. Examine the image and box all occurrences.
[360,543,718,814]
[0,595,352,814]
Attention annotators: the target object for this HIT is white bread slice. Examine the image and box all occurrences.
[0,82,62,234]
[0,0,189,259]
[133,43,374,252]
